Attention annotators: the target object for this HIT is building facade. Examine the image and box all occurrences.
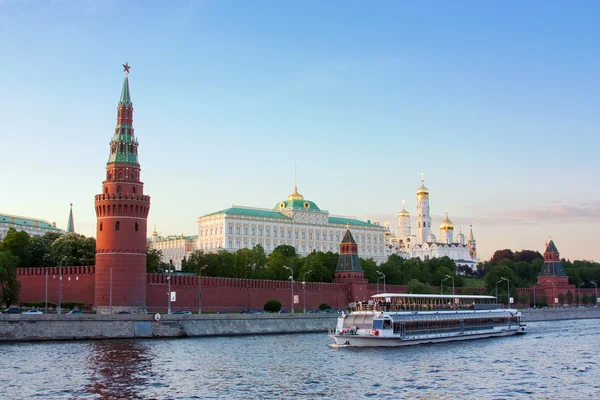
[195,185,388,264]
[149,226,198,270]
[0,213,63,241]
[390,175,478,271]
[94,64,151,313]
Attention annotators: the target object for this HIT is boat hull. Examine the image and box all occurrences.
[330,328,523,348]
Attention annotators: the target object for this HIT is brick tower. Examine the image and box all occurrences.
[94,63,150,314]
[334,228,368,304]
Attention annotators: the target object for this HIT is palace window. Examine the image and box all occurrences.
[258,228,263,236]
[244,227,248,235]
[251,227,255,235]
[236,226,240,234]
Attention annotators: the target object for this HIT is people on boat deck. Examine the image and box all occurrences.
[355,298,481,312]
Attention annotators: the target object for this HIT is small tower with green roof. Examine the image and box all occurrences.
[66,203,74,233]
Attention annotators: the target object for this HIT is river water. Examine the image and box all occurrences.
[0,319,598,399]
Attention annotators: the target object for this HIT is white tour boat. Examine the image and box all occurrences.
[330,293,525,348]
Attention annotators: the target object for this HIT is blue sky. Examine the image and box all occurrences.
[1,1,598,261]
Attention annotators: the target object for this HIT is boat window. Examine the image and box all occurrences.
[372,320,383,329]
[383,319,392,329]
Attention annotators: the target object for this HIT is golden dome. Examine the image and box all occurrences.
[398,200,410,217]
[440,209,454,230]
[151,224,158,237]
[287,185,304,200]
[416,173,429,196]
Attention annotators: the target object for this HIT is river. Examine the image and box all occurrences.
[1,319,598,399]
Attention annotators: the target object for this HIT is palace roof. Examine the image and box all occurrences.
[0,213,61,231]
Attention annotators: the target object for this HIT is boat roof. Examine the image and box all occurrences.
[371,293,496,300]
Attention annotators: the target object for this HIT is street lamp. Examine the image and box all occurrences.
[591,281,598,308]
[445,274,455,295]
[284,265,294,313]
[302,270,312,313]
[544,280,556,308]
[377,275,381,293]
[504,278,510,306]
[58,256,67,314]
[377,271,386,293]
[578,282,584,308]
[495,278,506,304]
[533,282,542,308]
[198,264,207,314]
[168,259,173,314]
[441,276,450,295]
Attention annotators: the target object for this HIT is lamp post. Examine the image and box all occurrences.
[591,281,598,308]
[45,269,48,314]
[533,282,541,308]
[445,274,455,295]
[441,276,450,295]
[109,268,113,314]
[168,259,173,314]
[377,271,386,293]
[302,270,312,313]
[377,275,381,294]
[198,265,207,314]
[58,256,67,314]
[545,280,556,308]
[495,278,505,304]
[284,265,294,313]
[504,278,510,306]
[578,282,584,308]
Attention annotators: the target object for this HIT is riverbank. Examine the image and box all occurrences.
[0,313,338,342]
[520,307,600,322]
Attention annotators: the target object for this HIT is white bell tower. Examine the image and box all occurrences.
[416,173,431,245]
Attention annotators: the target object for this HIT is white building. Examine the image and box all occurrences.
[148,225,198,270]
[0,212,63,241]
[390,175,478,271]
[197,185,388,264]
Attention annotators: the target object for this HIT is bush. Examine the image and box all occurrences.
[60,301,85,310]
[264,299,282,313]
[319,303,332,311]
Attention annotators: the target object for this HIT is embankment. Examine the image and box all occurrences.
[521,308,600,322]
[0,313,338,342]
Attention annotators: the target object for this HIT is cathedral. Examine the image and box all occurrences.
[389,175,478,272]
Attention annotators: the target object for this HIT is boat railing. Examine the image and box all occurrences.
[354,303,502,313]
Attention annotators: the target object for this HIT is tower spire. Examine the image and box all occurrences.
[66,203,74,233]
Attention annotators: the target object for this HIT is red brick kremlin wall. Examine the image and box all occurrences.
[15,269,595,311]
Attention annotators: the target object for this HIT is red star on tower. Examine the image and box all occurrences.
[123,62,131,73]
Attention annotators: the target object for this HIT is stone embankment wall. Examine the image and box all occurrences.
[0,314,338,342]
[521,308,600,322]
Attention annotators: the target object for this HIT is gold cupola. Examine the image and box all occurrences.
[151,224,158,237]
[416,173,429,197]
[398,200,410,217]
[440,209,454,231]
[287,185,304,200]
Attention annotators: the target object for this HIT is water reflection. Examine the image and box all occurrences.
[84,340,153,399]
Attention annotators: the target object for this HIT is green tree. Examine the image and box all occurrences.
[484,265,518,304]
[558,293,565,306]
[299,252,334,283]
[49,233,96,266]
[565,290,574,305]
[146,245,163,273]
[407,279,431,294]
[0,228,32,268]
[378,254,407,285]
[0,251,21,307]
[582,292,590,305]
[359,258,378,283]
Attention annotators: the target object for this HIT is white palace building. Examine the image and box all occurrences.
[150,185,387,269]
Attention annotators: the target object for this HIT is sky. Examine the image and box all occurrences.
[0,0,599,261]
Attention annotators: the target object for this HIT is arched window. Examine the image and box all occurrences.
[132,187,136,194]
[104,187,108,194]
[135,222,139,232]
[118,172,123,179]
[99,222,103,232]
[130,173,134,180]
[116,221,120,231]
[117,186,121,193]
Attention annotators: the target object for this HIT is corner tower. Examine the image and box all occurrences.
[416,173,431,245]
[94,63,150,314]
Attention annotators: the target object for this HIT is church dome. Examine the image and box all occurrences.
[416,184,429,196]
[398,201,410,217]
[427,233,437,243]
[456,232,465,241]
[440,210,454,231]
